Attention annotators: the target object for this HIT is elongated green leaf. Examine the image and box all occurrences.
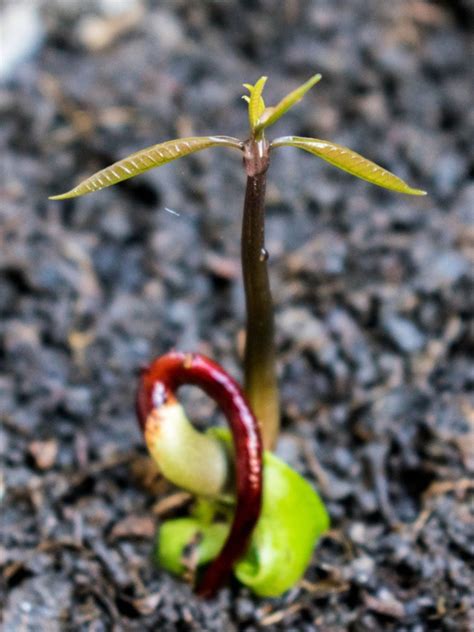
[255,73,322,132]
[272,136,426,195]
[248,76,267,130]
[50,136,242,200]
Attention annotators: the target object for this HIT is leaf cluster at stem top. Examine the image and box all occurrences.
[50,73,426,200]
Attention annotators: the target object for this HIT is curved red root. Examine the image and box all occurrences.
[136,351,263,598]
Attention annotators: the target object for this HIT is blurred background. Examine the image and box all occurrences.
[1,1,473,630]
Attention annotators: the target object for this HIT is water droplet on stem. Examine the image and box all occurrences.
[259,248,269,262]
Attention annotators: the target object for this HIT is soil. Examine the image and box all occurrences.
[1,1,473,630]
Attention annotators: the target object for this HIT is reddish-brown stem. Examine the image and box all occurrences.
[241,138,280,450]
[136,351,263,598]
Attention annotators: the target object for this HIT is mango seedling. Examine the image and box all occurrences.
[51,75,425,597]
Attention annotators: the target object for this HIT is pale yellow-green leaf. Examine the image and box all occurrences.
[50,136,242,200]
[248,76,267,130]
[272,136,426,195]
[256,73,322,132]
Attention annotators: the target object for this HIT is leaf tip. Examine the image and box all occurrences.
[405,186,427,196]
[48,191,75,200]
[255,72,322,132]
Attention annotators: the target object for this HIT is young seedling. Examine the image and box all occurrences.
[51,75,425,597]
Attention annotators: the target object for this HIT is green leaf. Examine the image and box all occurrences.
[255,73,322,132]
[234,451,329,597]
[157,518,229,576]
[144,402,230,499]
[272,136,426,195]
[155,441,329,597]
[49,136,242,200]
[247,76,267,130]
[207,429,330,597]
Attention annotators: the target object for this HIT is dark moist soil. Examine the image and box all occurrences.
[1,1,473,630]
